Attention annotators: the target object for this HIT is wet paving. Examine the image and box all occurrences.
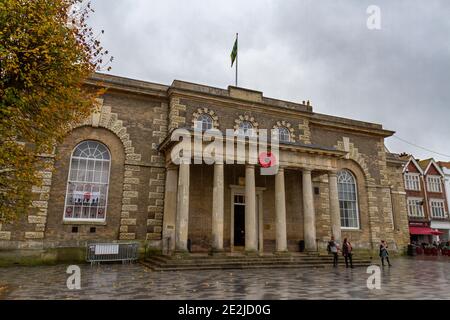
[0,256,449,300]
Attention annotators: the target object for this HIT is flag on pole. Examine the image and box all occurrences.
[230,37,238,67]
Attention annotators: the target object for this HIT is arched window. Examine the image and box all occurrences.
[239,121,254,135]
[337,170,360,229]
[64,140,111,221]
[278,127,291,143]
[195,114,213,131]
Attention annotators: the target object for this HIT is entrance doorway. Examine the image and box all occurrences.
[230,185,265,252]
[233,195,245,246]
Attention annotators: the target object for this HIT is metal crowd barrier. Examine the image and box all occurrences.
[86,242,139,265]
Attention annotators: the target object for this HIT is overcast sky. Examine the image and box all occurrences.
[88,0,450,161]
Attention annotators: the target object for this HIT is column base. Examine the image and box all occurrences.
[274,250,290,256]
[173,250,190,259]
[209,248,226,256]
[244,250,259,256]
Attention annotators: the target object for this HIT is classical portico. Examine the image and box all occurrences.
[160,137,346,254]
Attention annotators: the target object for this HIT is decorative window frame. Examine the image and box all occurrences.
[192,107,219,129]
[407,197,425,218]
[427,175,442,193]
[63,140,111,222]
[233,114,259,133]
[337,169,360,230]
[429,199,447,219]
[272,120,296,143]
[404,173,421,191]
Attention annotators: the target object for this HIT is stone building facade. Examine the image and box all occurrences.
[0,73,410,257]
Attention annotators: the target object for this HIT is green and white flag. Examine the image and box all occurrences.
[230,37,238,67]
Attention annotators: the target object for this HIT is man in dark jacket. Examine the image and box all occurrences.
[342,238,353,268]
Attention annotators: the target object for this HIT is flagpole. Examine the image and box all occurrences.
[235,33,238,87]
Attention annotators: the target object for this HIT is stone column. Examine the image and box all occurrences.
[328,171,342,242]
[245,164,257,252]
[211,162,224,252]
[275,167,288,252]
[162,165,178,253]
[302,168,317,251]
[175,163,190,252]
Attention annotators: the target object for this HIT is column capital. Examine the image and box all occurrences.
[277,166,285,173]
[328,170,338,177]
[246,164,255,169]
[302,167,313,174]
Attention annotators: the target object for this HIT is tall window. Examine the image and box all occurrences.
[430,199,446,218]
[64,141,111,221]
[404,173,420,191]
[238,121,254,135]
[427,176,442,192]
[407,198,424,218]
[195,114,213,131]
[278,127,290,143]
[337,170,359,229]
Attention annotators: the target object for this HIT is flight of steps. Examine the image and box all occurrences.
[141,253,373,271]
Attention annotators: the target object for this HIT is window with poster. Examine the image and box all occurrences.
[63,140,111,221]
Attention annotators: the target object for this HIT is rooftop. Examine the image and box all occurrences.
[87,72,395,137]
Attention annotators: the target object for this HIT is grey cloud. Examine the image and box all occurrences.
[88,0,450,160]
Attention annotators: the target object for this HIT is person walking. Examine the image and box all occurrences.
[342,238,353,268]
[379,240,392,267]
[327,236,339,267]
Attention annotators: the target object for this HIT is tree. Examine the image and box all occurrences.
[0,0,111,223]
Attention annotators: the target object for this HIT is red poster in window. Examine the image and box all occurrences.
[84,192,91,201]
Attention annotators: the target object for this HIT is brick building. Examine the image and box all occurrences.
[437,161,450,242]
[0,73,411,259]
[403,156,449,244]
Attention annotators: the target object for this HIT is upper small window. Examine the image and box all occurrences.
[404,173,420,191]
[427,176,442,193]
[430,199,446,218]
[239,121,254,135]
[196,114,213,131]
[407,198,424,218]
[64,140,111,221]
[278,127,291,143]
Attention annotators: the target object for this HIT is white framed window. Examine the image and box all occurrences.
[278,127,291,143]
[337,170,360,229]
[238,121,254,135]
[63,140,111,221]
[407,197,424,218]
[427,175,442,193]
[430,199,446,218]
[404,173,420,191]
[195,114,213,131]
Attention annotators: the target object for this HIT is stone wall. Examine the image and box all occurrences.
[0,75,410,255]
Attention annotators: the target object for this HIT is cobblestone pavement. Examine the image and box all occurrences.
[0,256,449,300]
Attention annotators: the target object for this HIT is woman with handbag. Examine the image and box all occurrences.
[327,236,339,267]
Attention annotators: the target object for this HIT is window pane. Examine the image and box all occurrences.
[64,141,110,220]
[337,170,359,228]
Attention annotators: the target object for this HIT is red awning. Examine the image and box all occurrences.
[409,226,444,235]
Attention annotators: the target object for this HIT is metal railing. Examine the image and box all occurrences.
[86,242,139,265]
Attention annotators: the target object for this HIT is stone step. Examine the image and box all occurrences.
[141,261,372,272]
[147,255,371,265]
[145,258,372,267]
[142,255,373,272]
